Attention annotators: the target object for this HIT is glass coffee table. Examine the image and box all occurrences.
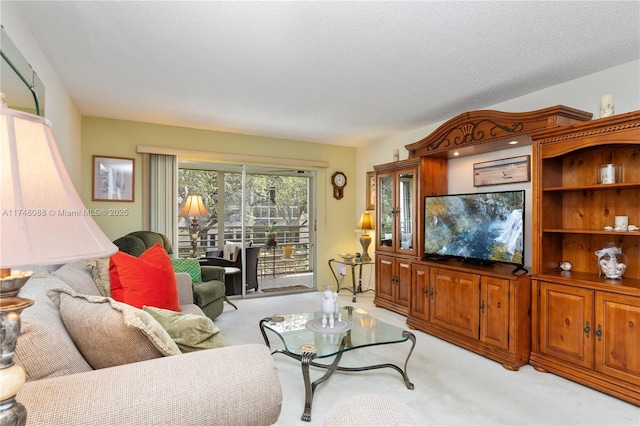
[259,307,415,422]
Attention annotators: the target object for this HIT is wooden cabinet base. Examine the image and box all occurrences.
[408,260,531,372]
[407,317,528,370]
[531,279,640,406]
[374,254,411,316]
[374,296,408,316]
[530,353,640,406]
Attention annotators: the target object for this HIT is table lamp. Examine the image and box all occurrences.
[1,96,118,424]
[179,194,210,257]
[356,211,375,261]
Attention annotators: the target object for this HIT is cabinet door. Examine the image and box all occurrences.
[397,170,417,256]
[376,255,394,302]
[480,276,509,350]
[539,282,594,369]
[595,292,640,384]
[375,167,417,255]
[430,268,479,338]
[396,259,411,307]
[411,264,430,321]
[376,173,395,252]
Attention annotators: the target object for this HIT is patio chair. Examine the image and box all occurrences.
[203,244,261,295]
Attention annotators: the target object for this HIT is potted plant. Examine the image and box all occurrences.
[265,221,277,248]
[282,245,294,259]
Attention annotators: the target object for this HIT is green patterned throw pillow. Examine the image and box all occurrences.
[143,306,226,353]
[171,258,202,283]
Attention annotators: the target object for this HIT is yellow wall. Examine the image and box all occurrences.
[81,117,358,290]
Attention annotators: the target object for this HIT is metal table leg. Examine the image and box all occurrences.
[300,340,346,422]
[350,264,357,302]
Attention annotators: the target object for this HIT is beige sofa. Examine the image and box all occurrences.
[14,262,282,425]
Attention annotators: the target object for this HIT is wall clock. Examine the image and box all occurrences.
[331,171,347,200]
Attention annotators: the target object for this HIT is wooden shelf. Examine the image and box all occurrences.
[537,269,640,292]
[543,228,640,236]
[543,182,640,191]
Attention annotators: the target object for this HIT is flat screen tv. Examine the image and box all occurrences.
[423,190,526,273]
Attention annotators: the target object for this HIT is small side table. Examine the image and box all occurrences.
[328,258,374,302]
[222,267,240,310]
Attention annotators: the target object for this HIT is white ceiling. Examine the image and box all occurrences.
[10,1,640,147]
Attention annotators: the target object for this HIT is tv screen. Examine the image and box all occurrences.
[424,190,525,267]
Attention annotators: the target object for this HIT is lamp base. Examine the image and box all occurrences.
[0,396,27,426]
[1,273,34,426]
[189,218,200,258]
[189,239,197,258]
[359,233,372,262]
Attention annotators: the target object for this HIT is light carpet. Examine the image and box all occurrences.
[216,291,640,425]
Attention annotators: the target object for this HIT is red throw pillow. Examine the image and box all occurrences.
[109,244,181,312]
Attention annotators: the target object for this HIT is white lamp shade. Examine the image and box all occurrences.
[179,194,210,217]
[1,105,117,268]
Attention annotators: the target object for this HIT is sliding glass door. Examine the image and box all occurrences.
[178,162,315,297]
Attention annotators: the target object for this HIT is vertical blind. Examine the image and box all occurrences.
[143,153,178,251]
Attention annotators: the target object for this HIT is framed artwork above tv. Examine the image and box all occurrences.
[473,155,530,187]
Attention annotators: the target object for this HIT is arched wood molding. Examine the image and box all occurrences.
[405,105,592,158]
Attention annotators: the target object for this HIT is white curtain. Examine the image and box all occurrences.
[142,153,178,251]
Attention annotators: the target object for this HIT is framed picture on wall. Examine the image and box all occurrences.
[366,171,376,210]
[473,155,530,187]
[92,155,135,201]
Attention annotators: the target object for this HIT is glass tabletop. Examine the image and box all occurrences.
[329,258,374,266]
[262,309,410,358]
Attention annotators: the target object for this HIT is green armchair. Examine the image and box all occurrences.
[113,231,226,320]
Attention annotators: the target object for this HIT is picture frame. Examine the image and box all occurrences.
[92,155,135,201]
[366,171,376,210]
[473,155,530,187]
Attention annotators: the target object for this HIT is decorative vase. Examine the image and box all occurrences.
[595,243,628,279]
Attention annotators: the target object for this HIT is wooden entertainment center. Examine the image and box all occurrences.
[373,107,640,404]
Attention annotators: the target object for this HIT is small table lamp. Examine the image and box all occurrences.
[356,211,375,262]
[179,194,210,257]
[1,96,117,424]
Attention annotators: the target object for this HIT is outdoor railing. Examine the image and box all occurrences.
[178,224,312,277]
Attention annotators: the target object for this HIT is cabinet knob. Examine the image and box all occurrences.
[595,324,602,341]
[584,321,590,338]
[480,300,485,313]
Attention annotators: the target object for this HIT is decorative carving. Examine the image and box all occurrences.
[405,106,592,158]
[428,119,526,152]
[534,117,640,145]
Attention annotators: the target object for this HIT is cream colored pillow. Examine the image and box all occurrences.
[85,258,111,297]
[223,242,241,262]
[47,288,181,369]
[143,306,226,353]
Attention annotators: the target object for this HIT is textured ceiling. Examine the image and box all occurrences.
[10,1,640,146]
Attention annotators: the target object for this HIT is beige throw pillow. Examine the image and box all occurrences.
[223,242,241,262]
[15,274,93,381]
[143,306,226,353]
[47,288,181,369]
[85,258,111,297]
